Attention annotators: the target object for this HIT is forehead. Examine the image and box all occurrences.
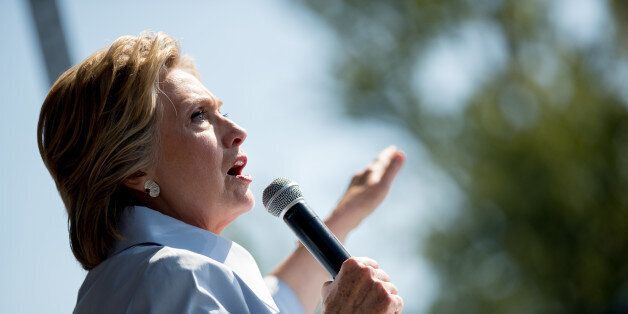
[161,68,218,107]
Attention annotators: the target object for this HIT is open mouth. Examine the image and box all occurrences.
[227,156,247,176]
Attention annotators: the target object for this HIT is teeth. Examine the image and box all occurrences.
[234,160,244,167]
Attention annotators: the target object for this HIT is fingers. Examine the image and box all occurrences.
[373,146,397,163]
[369,146,397,172]
[374,268,391,282]
[380,149,405,186]
[368,283,403,313]
[391,294,404,313]
[353,259,392,283]
[351,168,372,185]
[328,257,404,313]
[367,146,405,184]
[379,280,398,295]
[353,256,380,269]
[341,257,395,292]
[353,146,405,184]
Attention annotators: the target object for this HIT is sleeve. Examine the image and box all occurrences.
[264,275,306,314]
[126,247,250,314]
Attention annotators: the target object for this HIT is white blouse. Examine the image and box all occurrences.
[73,206,305,314]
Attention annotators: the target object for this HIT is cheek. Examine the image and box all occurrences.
[160,131,222,184]
[192,132,222,173]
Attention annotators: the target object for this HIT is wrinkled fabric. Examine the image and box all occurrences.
[74,206,305,314]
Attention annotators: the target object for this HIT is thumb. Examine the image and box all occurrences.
[321,280,333,298]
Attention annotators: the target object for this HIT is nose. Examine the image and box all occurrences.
[222,120,247,148]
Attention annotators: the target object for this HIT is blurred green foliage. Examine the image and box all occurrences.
[299,0,628,312]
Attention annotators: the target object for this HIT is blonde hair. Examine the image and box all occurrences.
[37,32,191,270]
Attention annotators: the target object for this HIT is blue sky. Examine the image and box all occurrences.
[0,1,443,313]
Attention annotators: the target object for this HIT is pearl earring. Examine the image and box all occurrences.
[144,179,160,198]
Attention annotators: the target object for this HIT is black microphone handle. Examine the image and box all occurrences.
[282,201,351,278]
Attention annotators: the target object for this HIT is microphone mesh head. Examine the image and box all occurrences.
[263,177,304,217]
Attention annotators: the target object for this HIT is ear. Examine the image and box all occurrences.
[123,170,148,193]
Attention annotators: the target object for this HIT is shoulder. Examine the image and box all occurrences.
[134,246,251,301]
[131,246,250,313]
[144,246,235,280]
[82,245,235,287]
[131,247,243,310]
[76,246,248,314]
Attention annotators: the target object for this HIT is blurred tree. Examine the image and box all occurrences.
[298,0,628,312]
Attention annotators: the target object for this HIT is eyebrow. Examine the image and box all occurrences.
[183,96,222,108]
[204,97,222,106]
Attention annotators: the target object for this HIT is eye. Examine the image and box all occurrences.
[191,109,208,123]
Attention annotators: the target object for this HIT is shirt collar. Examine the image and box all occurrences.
[113,206,278,310]
[113,205,232,261]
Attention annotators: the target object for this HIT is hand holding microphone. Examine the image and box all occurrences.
[322,257,403,314]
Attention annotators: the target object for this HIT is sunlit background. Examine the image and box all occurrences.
[2,0,626,313]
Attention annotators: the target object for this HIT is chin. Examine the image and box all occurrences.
[234,190,255,215]
[243,190,255,212]
[217,197,255,234]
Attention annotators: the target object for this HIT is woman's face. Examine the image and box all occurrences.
[148,68,254,233]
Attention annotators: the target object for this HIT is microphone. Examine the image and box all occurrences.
[263,178,351,278]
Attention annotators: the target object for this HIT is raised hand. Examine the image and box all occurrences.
[327,146,405,233]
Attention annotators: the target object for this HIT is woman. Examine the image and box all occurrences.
[37,32,405,313]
